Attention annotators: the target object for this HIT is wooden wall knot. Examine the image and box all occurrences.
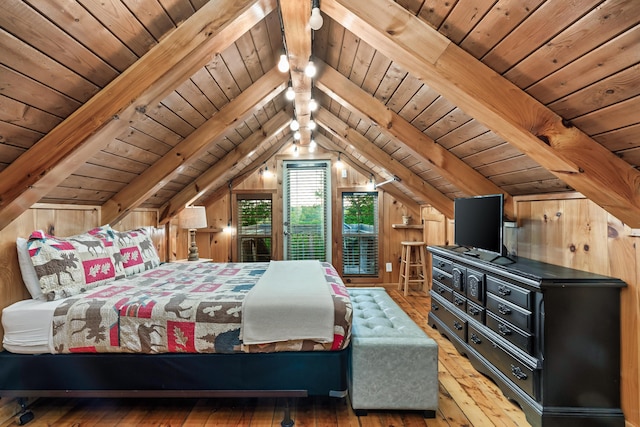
[536,134,551,145]
[569,244,576,252]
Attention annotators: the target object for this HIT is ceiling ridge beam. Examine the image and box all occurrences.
[102,69,287,225]
[315,61,515,219]
[0,0,277,231]
[157,109,291,224]
[323,0,640,227]
[316,107,454,218]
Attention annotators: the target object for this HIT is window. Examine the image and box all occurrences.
[342,192,378,276]
[237,194,272,262]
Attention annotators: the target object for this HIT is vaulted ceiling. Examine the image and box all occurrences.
[0,0,639,229]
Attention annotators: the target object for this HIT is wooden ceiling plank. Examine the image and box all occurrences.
[316,107,454,218]
[316,63,513,217]
[102,69,287,225]
[157,109,291,224]
[324,0,640,227]
[0,0,277,231]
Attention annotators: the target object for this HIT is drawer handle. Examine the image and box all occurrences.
[454,297,464,306]
[497,285,511,296]
[469,307,479,315]
[470,334,482,344]
[498,324,511,336]
[431,303,439,311]
[438,262,446,268]
[511,365,528,381]
[437,286,446,294]
[453,321,463,331]
[437,274,445,280]
[498,304,512,315]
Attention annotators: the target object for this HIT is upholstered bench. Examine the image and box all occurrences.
[347,287,438,416]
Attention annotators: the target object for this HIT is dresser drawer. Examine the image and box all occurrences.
[466,268,485,304]
[486,276,531,310]
[468,324,537,400]
[452,291,467,312]
[430,294,467,342]
[466,300,485,324]
[487,312,533,354]
[433,280,454,302]
[452,265,465,293]
[432,255,452,273]
[486,293,532,333]
[432,268,453,288]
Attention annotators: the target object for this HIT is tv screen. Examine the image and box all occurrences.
[454,194,504,256]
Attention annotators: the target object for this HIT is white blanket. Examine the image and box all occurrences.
[241,260,335,345]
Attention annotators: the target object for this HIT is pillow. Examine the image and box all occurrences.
[16,237,44,300]
[112,228,160,276]
[25,229,126,301]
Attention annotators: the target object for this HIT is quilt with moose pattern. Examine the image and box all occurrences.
[51,261,352,354]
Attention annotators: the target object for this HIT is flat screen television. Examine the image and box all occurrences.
[454,194,504,257]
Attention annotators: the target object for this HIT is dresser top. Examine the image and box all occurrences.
[429,245,626,288]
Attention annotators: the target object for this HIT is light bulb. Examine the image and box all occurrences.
[308,119,316,130]
[310,7,323,31]
[293,145,299,157]
[309,139,317,153]
[335,154,343,169]
[290,119,300,131]
[285,85,295,101]
[294,131,301,140]
[305,59,316,78]
[278,53,289,73]
[309,98,318,111]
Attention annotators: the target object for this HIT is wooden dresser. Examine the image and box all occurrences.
[427,245,625,427]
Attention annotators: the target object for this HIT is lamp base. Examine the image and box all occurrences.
[188,229,199,261]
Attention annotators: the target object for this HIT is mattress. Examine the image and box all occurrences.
[2,261,352,355]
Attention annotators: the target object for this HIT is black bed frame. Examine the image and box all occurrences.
[0,349,349,425]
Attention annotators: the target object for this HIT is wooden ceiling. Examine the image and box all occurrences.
[0,0,638,229]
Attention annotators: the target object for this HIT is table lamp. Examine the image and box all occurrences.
[179,206,207,261]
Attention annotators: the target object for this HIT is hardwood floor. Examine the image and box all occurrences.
[1,287,532,427]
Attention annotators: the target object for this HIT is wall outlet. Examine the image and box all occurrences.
[385,262,392,272]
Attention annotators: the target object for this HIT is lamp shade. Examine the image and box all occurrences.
[179,206,207,229]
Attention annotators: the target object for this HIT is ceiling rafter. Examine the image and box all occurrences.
[322,0,640,226]
[0,0,277,231]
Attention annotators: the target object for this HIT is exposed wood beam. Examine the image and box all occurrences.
[316,107,454,218]
[0,0,277,231]
[102,69,287,225]
[314,133,421,218]
[280,0,312,144]
[158,109,292,224]
[323,0,640,227]
[315,61,515,219]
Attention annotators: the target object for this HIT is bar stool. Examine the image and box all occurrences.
[398,241,428,296]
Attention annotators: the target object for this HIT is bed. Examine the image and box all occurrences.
[0,227,352,424]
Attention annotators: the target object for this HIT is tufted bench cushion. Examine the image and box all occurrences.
[348,287,438,414]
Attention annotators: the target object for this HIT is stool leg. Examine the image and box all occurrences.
[398,245,405,291]
[404,246,411,296]
[419,245,427,291]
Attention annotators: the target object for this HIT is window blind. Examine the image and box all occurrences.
[342,192,379,276]
[285,162,329,261]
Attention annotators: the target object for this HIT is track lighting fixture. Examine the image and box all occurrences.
[310,0,323,30]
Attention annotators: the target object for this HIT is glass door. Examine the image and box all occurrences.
[283,160,331,261]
